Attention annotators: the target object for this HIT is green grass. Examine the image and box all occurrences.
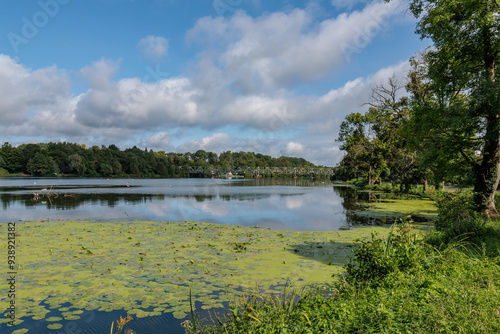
[187,220,500,334]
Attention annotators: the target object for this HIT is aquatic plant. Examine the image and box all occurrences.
[0,219,392,331]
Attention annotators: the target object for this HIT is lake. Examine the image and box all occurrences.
[0,177,362,231]
[0,177,387,334]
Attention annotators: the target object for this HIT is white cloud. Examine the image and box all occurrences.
[179,133,231,153]
[147,132,171,148]
[283,142,305,156]
[0,1,414,166]
[188,1,405,92]
[74,75,203,129]
[0,55,73,126]
[79,58,120,89]
[138,35,169,60]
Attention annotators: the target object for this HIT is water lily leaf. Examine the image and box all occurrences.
[47,323,63,329]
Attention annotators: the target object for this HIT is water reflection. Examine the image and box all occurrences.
[0,178,387,231]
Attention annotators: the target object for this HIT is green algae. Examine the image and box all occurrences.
[1,220,396,326]
[355,197,437,221]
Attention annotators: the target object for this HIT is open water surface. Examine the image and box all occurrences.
[0,177,363,230]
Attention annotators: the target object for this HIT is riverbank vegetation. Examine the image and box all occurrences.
[185,205,500,333]
[0,142,314,178]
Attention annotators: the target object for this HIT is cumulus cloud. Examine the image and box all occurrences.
[283,142,305,156]
[74,74,203,130]
[188,0,405,92]
[138,35,169,61]
[147,132,171,148]
[0,55,72,126]
[178,133,231,153]
[79,58,120,89]
[0,1,414,166]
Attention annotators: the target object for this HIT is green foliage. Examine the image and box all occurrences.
[343,219,427,286]
[0,142,316,178]
[336,78,427,190]
[400,0,500,214]
[433,190,487,239]
[0,167,10,176]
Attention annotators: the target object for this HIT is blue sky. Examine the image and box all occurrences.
[0,0,428,166]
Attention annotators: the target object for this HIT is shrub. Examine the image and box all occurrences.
[343,219,426,286]
[433,190,486,240]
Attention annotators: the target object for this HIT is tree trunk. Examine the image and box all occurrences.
[473,27,499,218]
[368,165,373,185]
[422,179,428,192]
[474,116,500,218]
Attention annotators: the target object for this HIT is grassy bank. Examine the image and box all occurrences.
[185,217,500,333]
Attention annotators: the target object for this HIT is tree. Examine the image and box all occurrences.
[99,162,113,177]
[68,154,86,175]
[404,52,476,189]
[26,153,52,176]
[337,78,413,187]
[0,142,22,173]
[390,0,500,216]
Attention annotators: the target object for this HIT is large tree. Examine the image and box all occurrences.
[392,0,500,216]
[337,78,417,188]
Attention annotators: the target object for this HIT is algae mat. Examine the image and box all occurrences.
[356,198,437,221]
[1,220,390,332]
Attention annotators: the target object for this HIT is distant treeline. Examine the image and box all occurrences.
[0,142,315,178]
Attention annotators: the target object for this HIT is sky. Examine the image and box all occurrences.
[0,0,429,167]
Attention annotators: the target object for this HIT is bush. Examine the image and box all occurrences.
[343,219,427,286]
[433,190,486,239]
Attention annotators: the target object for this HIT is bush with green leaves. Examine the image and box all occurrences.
[433,190,486,239]
[343,219,427,286]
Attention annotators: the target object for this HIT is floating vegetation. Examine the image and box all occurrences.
[0,220,394,330]
[352,197,437,222]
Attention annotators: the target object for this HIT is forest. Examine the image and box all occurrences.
[0,141,315,178]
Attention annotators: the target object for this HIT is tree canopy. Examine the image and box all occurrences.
[0,142,316,178]
[338,0,500,215]
[398,0,500,216]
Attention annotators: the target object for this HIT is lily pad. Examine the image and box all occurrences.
[47,323,63,330]
[11,329,29,334]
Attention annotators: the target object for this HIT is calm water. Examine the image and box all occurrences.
[0,177,364,230]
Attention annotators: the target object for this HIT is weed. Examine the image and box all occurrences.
[110,314,133,334]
